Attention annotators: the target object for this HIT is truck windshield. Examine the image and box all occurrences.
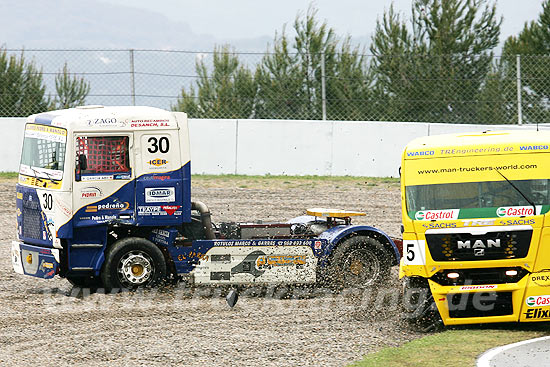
[406,179,550,219]
[19,124,67,181]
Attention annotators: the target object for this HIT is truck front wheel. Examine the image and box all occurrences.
[402,276,443,332]
[101,238,167,290]
[328,235,391,288]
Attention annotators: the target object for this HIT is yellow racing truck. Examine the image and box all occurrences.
[400,130,550,330]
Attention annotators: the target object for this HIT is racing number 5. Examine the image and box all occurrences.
[403,240,425,265]
[147,137,170,154]
[406,243,415,262]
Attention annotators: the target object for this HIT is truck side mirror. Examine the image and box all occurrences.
[78,154,87,171]
[75,154,87,182]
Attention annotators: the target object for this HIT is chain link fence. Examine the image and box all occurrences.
[1,48,549,124]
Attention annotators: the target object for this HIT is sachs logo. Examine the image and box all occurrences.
[148,159,168,167]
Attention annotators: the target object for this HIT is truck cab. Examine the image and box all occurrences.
[13,106,400,290]
[400,130,550,328]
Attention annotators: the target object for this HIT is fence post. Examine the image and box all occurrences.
[321,51,327,121]
[516,54,523,125]
[130,49,136,106]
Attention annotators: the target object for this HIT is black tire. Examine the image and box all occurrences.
[101,237,167,290]
[402,276,443,332]
[327,235,392,288]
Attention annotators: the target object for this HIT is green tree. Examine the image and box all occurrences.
[53,63,91,109]
[502,0,550,123]
[255,6,376,120]
[0,48,50,117]
[173,45,256,118]
[370,0,501,123]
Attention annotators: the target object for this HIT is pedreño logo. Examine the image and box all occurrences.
[497,206,539,217]
[415,209,459,221]
[85,201,130,213]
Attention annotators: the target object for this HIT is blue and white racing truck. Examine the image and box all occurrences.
[12,106,401,290]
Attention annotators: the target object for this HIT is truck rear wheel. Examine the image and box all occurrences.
[402,277,443,332]
[101,237,167,290]
[328,235,391,288]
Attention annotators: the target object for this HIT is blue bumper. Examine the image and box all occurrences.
[11,241,60,279]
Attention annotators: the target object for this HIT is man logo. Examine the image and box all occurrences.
[457,239,501,249]
[474,248,485,256]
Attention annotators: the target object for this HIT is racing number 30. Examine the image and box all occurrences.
[147,137,170,154]
[42,193,53,210]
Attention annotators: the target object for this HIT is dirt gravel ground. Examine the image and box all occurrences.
[0,177,425,367]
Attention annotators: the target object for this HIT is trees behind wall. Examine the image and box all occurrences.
[0,48,90,116]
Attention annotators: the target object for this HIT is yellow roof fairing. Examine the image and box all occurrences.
[404,130,550,160]
[404,153,547,186]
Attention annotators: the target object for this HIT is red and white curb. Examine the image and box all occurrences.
[477,335,550,367]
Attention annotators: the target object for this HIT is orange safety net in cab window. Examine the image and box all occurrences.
[76,136,129,173]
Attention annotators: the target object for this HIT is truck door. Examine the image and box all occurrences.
[134,130,187,226]
[72,134,135,228]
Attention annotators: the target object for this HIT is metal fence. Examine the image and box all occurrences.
[1,48,549,124]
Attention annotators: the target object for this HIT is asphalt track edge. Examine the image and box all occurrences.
[476,335,550,367]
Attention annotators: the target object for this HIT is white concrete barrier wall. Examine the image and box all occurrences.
[2,117,549,176]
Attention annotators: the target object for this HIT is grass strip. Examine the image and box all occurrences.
[350,327,549,367]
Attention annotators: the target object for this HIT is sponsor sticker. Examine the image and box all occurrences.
[256,255,307,267]
[86,118,118,126]
[524,308,550,319]
[314,240,322,250]
[81,174,114,181]
[415,209,459,221]
[161,205,181,215]
[137,205,182,216]
[145,187,175,203]
[130,119,170,128]
[142,175,171,181]
[526,295,550,307]
[531,272,550,287]
[459,285,497,291]
[113,173,131,180]
[85,201,129,212]
[148,159,168,167]
[212,239,315,247]
[81,187,102,199]
[497,206,541,217]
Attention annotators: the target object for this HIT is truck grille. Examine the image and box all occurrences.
[448,291,513,318]
[22,198,42,240]
[426,230,532,261]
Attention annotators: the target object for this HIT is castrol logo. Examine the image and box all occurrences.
[415,209,459,221]
[526,295,550,307]
[497,206,539,217]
